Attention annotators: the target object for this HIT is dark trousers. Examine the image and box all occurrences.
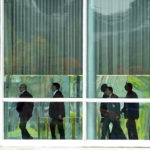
[126,119,138,139]
[50,119,65,139]
[19,116,32,139]
[110,121,126,139]
[101,116,125,139]
[101,116,114,139]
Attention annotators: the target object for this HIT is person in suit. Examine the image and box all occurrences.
[101,87,125,139]
[100,84,108,121]
[100,84,110,138]
[49,83,65,139]
[121,83,139,139]
[16,84,34,139]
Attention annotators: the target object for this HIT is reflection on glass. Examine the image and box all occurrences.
[4,102,82,139]
[96,75,150,98]
[5,0,83,75]
[88,0,150,74]
[4,75,83,98]
[87,102,150,140]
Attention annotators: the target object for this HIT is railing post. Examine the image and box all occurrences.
[97,116,100,139]
[55,125,58,139]
[46,118,49,139]
[72,118,75,139]
[81,117,82,138]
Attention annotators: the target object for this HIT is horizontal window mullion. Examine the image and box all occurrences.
[3,98,84,102]
[84,98,149,103]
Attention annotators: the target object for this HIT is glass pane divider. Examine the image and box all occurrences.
[83,98,150,103]
[3,98,85,102]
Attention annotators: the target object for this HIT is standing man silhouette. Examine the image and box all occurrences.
[100,84,108,121]
[49,83,65,139]
[101,87,125,139]
[16,84,34,139]
[121,83,139,139]
[100,84,110,138]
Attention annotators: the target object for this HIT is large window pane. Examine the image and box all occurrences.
[4,75,83,98]
[88,0,150,75]
[87,102,150,140]
[5,0,83,75]
[4,0,83,98]
[96,75,150,98]
[4,102,82,139]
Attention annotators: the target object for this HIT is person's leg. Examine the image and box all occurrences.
[57,120,65,139]
[112,120,126,139]
[126,119,132,139]
[50,119,57,139]
[130,119,138,139]
[19,117,32,139]
[126,119,138,139]
[101,117,110,139]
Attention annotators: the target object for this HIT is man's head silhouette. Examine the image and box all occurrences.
[51,82,60,92]
[19,84,27,92]
[125,83,133,92]
[101,84,107,92]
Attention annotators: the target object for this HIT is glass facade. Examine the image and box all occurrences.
[1,0,150,145]
[3,0,83,142]
[4,102,82,139]
[4,75,83,98]
[4,0,83,75]
[87,102,150,140]
[96,75,150,98]
[88,0,150,75]
[87,0,150,140]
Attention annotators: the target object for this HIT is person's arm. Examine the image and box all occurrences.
[16,102,24,113]
[27,102,34,116]
[49,103,53,118]
[100,103,107,117]
[115,103,120,119]
[58,102,65,119]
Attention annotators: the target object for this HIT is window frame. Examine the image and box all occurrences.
[1,0,150,148]
[1,0,87,146]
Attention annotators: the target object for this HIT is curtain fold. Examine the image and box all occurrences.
[5,0,83,75]
[90,0,150,75]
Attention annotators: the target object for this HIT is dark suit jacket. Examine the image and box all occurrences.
[16,91,33,118]
[100,94,108,120]
[110,93,118,98]
[101,94,119,120]
[53,91,64,98]
[49,91,65,120]
[122,103,139,119]
[19,91,33,98]
[104,93,120,119]
[126,91,138,98]
[107,103,120,119]
[122,91,139,119]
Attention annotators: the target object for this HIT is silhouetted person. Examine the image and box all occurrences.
[100,84,110,138]
[101,87,125,139]
[101,84,108,98]
[100,84,108,119]
[121,83,139,139]
[16,84,34,139]
[49,83,65,139]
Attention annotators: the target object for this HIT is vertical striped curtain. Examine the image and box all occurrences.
[4,0,83,75]
[89,0,150,75]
